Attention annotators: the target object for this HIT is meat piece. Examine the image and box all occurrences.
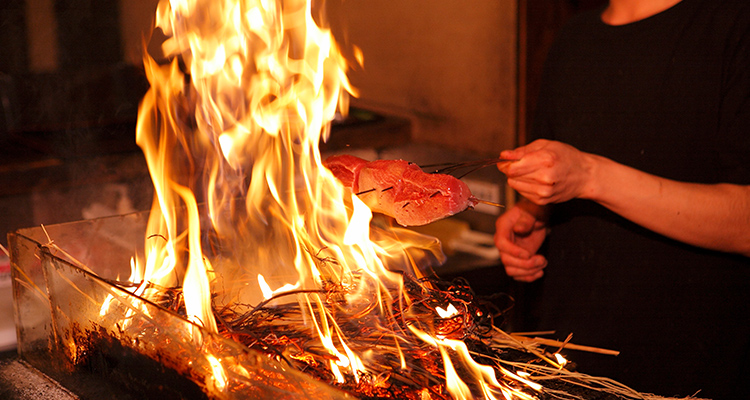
[324,154,367,189]
[324,155,477,226]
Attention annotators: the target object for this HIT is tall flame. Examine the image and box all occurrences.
[136,0,383,326]
[128,0,541,398]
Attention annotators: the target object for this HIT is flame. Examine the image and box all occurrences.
[408,324,540,399]
[554,353,568,368]
[206,355,228,391]
[436,303,459,319]
[135,0,374,327]
[123,0,544,398]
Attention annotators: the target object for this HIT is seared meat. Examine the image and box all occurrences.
[324,155,477,226]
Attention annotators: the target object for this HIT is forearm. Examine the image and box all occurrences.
[581,154,750,256]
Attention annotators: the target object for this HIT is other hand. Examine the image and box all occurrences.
[494,200,549,282]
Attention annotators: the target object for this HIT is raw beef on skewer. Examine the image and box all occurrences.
[324,155,478,226]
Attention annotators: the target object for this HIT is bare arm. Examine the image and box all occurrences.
[500,139,750,257]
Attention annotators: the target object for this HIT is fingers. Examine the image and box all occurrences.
[504,150,557,179]
[511,210,536,235]
[498,152,535,176]
[495,209,534,260]
[501,144,566,204]
[499,146,525,161]
[498,141,539,173]
[499,144,559,191]
[494,208,548,282]
[506,178,556,205]
[501,253,547,282]
[499,139,550,161]
[514,269,545,283]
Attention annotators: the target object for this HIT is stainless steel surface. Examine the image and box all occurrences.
[0,352,77,400]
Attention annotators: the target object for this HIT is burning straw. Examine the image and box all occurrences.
[100,255,666,400]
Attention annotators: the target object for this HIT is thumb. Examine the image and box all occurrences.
[500,147,526,161]
[498,147,525,173]
[512,212,536,235]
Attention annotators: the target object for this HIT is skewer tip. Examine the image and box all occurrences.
[472,198,505,208]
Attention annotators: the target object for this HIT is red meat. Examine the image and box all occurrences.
[324,155,477,226]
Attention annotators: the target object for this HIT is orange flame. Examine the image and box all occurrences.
[135,0,375,328]
[126,0,543,398]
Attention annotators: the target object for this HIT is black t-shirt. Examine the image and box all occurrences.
[526,0,750,398]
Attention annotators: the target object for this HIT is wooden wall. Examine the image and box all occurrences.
[326,1,518,155]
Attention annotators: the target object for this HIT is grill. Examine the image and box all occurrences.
[8,212,351,400]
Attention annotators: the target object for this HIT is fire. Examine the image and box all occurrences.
[135,0,371,327]
[436,303,459,319]
[116,0,545,398]
[554,353,568,368]
[206,354,228,391]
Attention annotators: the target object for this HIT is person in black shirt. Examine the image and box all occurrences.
[494,0,750,398]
